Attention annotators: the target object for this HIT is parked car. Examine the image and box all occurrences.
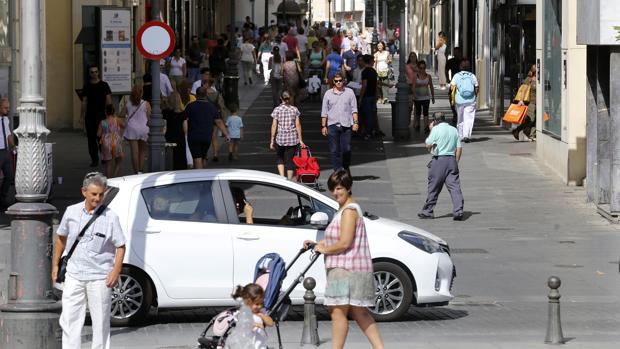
[106,169,455,326]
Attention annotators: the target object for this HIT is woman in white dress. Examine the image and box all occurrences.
[435,32,448,89]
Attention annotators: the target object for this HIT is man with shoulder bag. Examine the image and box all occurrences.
[52,172,126,349]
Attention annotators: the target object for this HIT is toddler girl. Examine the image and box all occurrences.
[231,283,274,349]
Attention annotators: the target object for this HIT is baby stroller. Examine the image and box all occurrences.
[197,245,321,349]
[292,147,320,189]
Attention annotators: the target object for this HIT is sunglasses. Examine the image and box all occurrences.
[333,79,343,83]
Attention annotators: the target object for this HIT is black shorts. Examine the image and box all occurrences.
[276,144,297,171]
[188,141,211,159]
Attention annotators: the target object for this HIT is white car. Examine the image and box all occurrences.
[106,169,455,326]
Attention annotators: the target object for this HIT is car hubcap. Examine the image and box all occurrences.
[371,271,404,315]
[111,274,144,319]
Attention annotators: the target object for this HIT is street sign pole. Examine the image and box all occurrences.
[136,6,175,173]
[148,0,166,172]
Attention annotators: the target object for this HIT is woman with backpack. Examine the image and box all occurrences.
[450,59,479,142]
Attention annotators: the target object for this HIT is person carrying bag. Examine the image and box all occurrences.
[55,204,107,283]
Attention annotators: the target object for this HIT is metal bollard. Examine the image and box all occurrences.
[300,277,320,346]
[544,276,565,344]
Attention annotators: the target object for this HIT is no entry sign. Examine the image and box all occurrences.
[136,21,176,60]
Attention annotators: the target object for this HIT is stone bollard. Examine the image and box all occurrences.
[544,276,565,344]
[300,277,320,346]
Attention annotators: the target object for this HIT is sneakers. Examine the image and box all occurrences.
[512,129,520,141]
[462,137,470,143]
[453,214,464,221]
[417,212,434,219]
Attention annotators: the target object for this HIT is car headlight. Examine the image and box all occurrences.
[398,231,443,254]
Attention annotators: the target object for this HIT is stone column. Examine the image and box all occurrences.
[609,48,620,211]
[0,0,62,347]
[392,0,410,141]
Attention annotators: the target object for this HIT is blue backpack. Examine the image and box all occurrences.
[253,253,286,311]
[457,72,476,99]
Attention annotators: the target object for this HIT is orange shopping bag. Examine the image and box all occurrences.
[502,103,528,124]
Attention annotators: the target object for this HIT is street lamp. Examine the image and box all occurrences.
[224,0,240,109]
[148,0,166,172]
[0,0,62,347]
[371,0,379,53]
[328,0,332,28]
[392,0,410,140]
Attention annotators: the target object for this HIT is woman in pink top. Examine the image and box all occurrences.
[304,170,384,349]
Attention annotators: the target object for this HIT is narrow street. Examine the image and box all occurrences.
[67,65,620,348]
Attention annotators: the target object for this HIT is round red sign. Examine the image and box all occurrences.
[136,21,176,60]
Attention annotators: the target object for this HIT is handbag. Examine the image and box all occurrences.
[56,204,107,283]
[514,83,531,103]
[296,61,307,88]
[502,103,528,124]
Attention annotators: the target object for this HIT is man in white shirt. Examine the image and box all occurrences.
[297,27,309,71]
[0,98,14,207]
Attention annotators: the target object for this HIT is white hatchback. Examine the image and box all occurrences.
[106,169,455,326]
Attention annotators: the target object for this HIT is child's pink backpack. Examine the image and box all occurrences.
[212,309,238,337]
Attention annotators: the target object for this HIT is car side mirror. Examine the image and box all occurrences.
[310,212,329,230]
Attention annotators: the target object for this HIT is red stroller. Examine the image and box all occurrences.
[293,146,320,189]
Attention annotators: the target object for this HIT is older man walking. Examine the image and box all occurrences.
[321,72,359,172]
[52,172,126,349]
[418,112,465,221]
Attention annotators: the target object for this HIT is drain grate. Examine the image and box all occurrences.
[489,227,515,231]
[509,152,532,156]
[393,192,422,196]
[554,264,584,268]
[451,248,489,254]
[558,240,575,244]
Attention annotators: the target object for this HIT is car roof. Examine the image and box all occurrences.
[108,169,315,192]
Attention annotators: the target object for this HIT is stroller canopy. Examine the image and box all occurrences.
[254,253,286,311]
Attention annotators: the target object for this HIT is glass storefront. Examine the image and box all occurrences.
[0,0,10,100]
[543,0,562,137]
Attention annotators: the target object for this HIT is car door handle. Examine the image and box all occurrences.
[235,232,260,240]
[138,228,161,234]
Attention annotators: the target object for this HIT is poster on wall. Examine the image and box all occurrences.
[100,8,132,94]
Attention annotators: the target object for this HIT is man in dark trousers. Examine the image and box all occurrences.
[0,98,15,208]
[445,47,463,126]
[320,72,359,172]
[418,112,464,221]
[81,65,112,167]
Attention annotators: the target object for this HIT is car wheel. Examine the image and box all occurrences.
[110,266,153,327]
[369,261,414,322]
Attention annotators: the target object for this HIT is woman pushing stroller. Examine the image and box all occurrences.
[304,170,385,349]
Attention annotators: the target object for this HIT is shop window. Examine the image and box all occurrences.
[543,0,562,137]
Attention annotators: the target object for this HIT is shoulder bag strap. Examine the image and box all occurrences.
[63,204,107,261]
[126,101,143,123]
